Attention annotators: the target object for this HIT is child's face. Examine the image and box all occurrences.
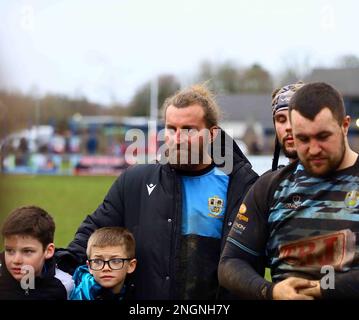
[87,245,136,294]
[4,235,55,281]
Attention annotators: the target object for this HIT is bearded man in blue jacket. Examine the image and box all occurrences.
[56,84,258,299]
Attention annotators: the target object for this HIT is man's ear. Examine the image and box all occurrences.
[44,243,55,259]
[342,115,351,135]
[126,259,137,275]
[209,126,219,143]
[86,260,94,275]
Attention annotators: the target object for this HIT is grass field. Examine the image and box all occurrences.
[0,174,117,248]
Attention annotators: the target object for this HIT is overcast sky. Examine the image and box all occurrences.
[0,0,358,105]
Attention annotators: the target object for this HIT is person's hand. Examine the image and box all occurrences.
[272,277,318,300]
[298,280,322,299]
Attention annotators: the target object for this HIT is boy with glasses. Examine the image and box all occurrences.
[70,227,137,300]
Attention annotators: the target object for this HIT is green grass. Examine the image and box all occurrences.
[0,175,117,248]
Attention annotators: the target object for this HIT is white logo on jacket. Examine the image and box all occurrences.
[146,184,157,195]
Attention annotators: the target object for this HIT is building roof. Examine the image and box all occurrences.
[217,68,359,131]
[306,68,359,96]
[217,94,273,129]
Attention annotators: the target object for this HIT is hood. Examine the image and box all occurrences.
[210,127,252,175]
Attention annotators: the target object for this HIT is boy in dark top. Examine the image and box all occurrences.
[0,206,73,300]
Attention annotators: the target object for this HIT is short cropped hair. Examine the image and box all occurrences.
[289,82,345,124]
[86,227,135,258]
[1,206,55,249]
[162,84,221,128]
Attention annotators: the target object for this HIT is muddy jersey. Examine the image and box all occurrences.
[227,158,359,282]
[176,166,229,299]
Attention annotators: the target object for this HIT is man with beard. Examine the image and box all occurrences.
[55,84,258,299]
[218,82,359,299]
[271,82,305,171]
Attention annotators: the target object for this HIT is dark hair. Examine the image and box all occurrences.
[1,206,55,249]
[87,227,136,258]
[162,84,220,128]
[289,82,345,124]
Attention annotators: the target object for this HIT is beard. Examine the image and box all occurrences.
[166,143,208,171]
[281,135,297,160]
[282,145,298,160]
[300,133,346,178]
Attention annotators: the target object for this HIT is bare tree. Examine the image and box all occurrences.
[128,74,180,117]
[336,54,359,68]
[239,63,273,93]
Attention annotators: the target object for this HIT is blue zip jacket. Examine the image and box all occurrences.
[70,265,128,300]
[70,265,102,300]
